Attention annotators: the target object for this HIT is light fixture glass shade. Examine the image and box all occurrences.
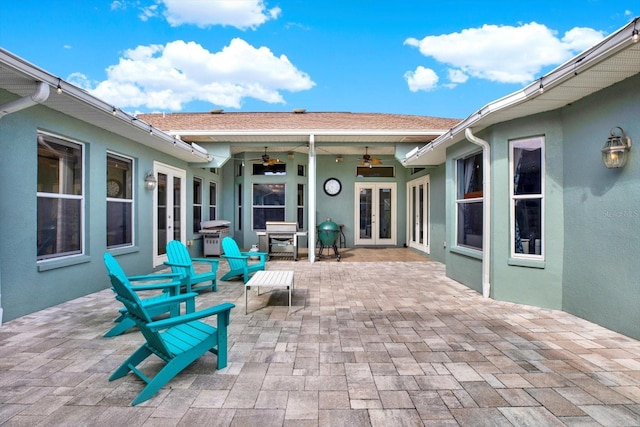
[144,172,157,191]
[601,127,632,168]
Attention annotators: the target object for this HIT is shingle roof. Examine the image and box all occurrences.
[138,111,461,132]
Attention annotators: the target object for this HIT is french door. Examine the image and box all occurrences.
[153,162,186,266]
[407,175,430,254]
[354,182,396,246]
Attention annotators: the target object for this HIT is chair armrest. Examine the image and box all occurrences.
[191,258,220,265]
[163,261,191,268]
[128,280,183,292]
[141,292,198,310]
[128,272,182,282]
[221,254,249,261]
[148,302,235,330]
[239,251,268,257]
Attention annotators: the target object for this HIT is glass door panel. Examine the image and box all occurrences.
[355,183,396,246]
[359,188,372,239]
[407,176,430,253]
[153,163,186,266]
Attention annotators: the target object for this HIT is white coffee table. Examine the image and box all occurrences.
[245,270,294,314]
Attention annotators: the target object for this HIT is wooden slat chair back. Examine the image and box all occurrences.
[220,236,267,283]
[103,253,186,337]
[165,240,219,292]
[104,253,235,406]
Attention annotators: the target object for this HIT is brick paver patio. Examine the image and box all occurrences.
[2,251,640,426]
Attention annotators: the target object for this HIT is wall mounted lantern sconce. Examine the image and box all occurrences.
[335,155,344,163]
[144,171,157,191]
[602,126,632,168]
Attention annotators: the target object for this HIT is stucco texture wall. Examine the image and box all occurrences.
[561,73,640,339]
[0,92,220,321]
[488,112,564,310]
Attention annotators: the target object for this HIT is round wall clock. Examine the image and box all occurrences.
[107,179,122,197]
[323,177,342,196]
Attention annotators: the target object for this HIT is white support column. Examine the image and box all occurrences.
[307,134,317,262]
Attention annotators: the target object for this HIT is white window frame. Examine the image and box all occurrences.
[36,131,85,261]
[455,150,483,251]
[252,183,286,230]
[509,136,545,259]
[106,151,134,249]
[209,181,217,221]
[193,176,203,233]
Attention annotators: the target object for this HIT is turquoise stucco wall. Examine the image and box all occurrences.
[561,73,640,339]
[487,112,564,310]
[444,141,483,294]
[0,90,221,321]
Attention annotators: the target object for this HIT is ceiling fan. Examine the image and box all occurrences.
[252,147,282,166]
[359,146,382,167]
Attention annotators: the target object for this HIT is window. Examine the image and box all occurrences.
[209,182,217,221]
[456,151,483,250]
[252,183,285,229]
[37,133,84,260]
[106,153,133,248]
[193,177,203,232]
[356,166,395,177]
[253,163,286,175]
[297,184,305,229]
[511,136,544,257]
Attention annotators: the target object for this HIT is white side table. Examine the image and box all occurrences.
[245,270,294,314]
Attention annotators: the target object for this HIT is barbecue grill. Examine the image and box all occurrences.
[199,220,231,256]
[317,218,341,261]
[261,221,303,261]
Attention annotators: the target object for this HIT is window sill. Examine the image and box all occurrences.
[450,246,483,260]
[37,254,91,272]
[107,245,140,257]
[508,257,546,269]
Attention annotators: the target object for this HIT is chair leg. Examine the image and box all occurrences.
[104,317,136,338]
[109,345,153,381]
[132,349,205,405]
[216,322,229,369]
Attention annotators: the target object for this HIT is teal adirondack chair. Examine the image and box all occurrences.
[220,236,267,283]
[105,252,235,406]
[103,253,189,338]
[164,240,219,292]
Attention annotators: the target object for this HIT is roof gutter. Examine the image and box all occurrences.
[0,81,49,119]
[465,128,491,299]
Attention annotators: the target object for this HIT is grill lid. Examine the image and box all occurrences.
[200,220,231,230]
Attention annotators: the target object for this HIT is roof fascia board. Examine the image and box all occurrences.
[170,130,450,137]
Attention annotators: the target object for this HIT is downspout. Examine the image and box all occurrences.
[0,81,50,119]
[465,128,491,298]
[308,134,316,262]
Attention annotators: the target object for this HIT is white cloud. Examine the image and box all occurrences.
[404,66,439,92]
[447,69,468,84]
[160,0,280,30]
[404,22,605,85]
[88,39,315,110]
[139,4,159,22]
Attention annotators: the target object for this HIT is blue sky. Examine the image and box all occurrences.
[0,0,636,119]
